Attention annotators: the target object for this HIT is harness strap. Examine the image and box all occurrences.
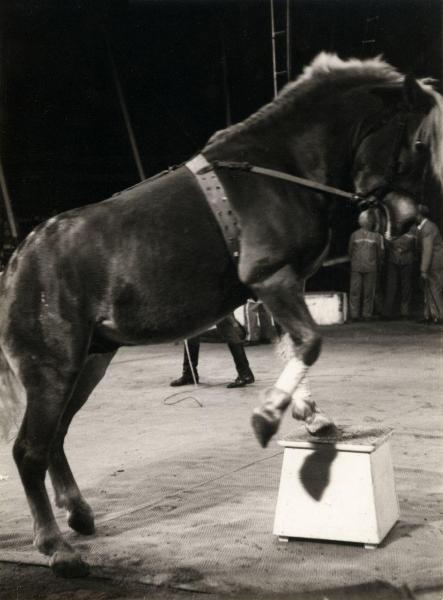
[211,160,364,204]
[186,155,240,262]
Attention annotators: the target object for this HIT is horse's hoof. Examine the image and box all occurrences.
[306,412,336,436]
[50,550,90,578]
[251,409,280,447]
[68,506,95,536]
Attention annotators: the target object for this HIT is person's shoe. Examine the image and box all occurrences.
[416,318,431,324]
[226,371,255,388]
[170,371,199,386]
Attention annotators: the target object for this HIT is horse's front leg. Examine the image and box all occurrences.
[247,265,334,447]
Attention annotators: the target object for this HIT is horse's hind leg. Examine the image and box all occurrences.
[13,362,90,577]
[48,351,116,536]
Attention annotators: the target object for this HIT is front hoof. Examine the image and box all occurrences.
[251,409,280,448]
[68,506,95,536]
[50,550,90,578]
[306,412,336,436]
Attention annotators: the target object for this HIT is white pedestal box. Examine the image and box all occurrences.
[305,292,348,325]
[273,427,399,547]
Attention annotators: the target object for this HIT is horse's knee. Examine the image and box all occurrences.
[285,330,322,366]
[303,332,322,366]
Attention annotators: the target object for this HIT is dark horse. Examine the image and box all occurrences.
[1,54,442,577]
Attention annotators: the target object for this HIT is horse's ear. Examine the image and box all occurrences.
[402,74,434,113]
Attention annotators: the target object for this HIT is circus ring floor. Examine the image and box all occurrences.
[0,321,442,600]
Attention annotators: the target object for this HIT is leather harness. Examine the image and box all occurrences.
[186,154,241,260]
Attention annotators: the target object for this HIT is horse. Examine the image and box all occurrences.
[1,53,442,578]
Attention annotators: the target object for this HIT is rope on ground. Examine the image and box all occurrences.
[162,390,203,407]
[96,449,283,525]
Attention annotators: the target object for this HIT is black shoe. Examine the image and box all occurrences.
[416,318,431,324]
[226,372,255,388]
[170,372,199,386]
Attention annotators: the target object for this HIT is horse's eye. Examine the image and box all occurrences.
[415,140,426,152]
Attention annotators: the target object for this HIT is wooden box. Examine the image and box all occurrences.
[305,292,348,325]
[273,427,399,547]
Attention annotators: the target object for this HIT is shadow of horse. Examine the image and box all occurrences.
[299,444,338,501]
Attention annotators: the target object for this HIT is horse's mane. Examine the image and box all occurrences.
[415,82,443,188]
[205,52,443,187]
[205,53,403,148]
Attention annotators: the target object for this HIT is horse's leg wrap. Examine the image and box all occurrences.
[252,358,307,447]
[291,376,335,435]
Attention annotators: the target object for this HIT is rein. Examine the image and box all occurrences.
[209,160,365,204]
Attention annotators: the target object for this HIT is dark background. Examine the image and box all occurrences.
[0,0,441,288]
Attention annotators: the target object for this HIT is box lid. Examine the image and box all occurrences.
[278,426,393,453]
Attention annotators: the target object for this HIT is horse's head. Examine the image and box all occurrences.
[352,75,443,235]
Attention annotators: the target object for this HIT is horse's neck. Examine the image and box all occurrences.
[204,104,354,188]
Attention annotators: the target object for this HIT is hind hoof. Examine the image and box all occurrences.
[68,506,95,536]
[306,412,336,436]
[50,550,90,578]
[251,409,280,447]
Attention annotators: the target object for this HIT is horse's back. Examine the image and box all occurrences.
[0,167,248,350]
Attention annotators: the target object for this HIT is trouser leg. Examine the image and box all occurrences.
[183,337,200,371]
[383,263,398,317]
[349,271,363,319]
[170,337,200,385]
[374,270,384,316]
[362,271,377,318]
[399,264,414,317]
[227,343,252,377]
[426,270,443,321]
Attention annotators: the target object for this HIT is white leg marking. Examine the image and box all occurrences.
[291,376,317,421]
[275,357,308,396]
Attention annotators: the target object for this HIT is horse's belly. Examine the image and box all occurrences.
[96,302,237,346]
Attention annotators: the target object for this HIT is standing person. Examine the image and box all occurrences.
[382,226,417,319]
[415,205,443,324]
[170,313,255,388]
[348,210,384,321]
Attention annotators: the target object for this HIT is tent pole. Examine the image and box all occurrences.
[104,28,145,182]
[0,155,19,241]
[220,19,232,127]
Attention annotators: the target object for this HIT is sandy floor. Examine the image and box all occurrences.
[0,321,442,600]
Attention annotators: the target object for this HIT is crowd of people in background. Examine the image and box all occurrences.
[348,204,443,325]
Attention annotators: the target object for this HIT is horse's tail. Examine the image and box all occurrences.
[0,344,24,441]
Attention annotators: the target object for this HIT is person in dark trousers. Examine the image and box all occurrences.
[415,205,443,324]
[382,225,417,319]
[170,313,255,388]
[348,210,384,321]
